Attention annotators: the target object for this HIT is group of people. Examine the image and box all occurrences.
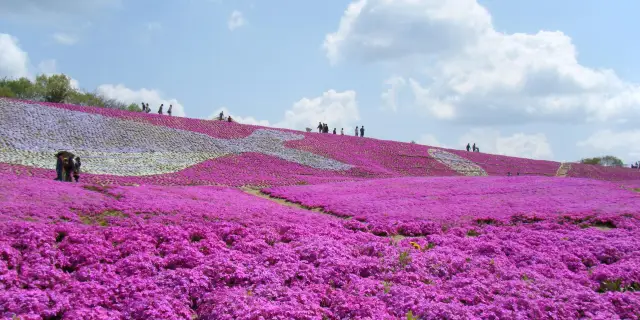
[141,102,173,116]
[317,122,366,137]
[632,162,640,169]
[218,111,233,122]
[466,143,480,152]
[54,151,81,182]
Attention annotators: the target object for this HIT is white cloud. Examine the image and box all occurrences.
[96,84,186,117]
[381,76,405,112]
[577,129,631,152]
[577,129,640,163]
[209,107,270,126]
[417,134,448,148]
[0,33,30,79]
[325,0,640,126]
[147,22,162,32]
[37,59,58,75]
[275,89,361,133]
[0,0,121,18]
[228,10,246,31]
[458,128,554,159]
[52,33,78,45]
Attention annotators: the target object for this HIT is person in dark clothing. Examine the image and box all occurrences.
[472,143,476,152]
[73,157,81,182]
[158,104,164,115]
[228,116,233,122]
[167,105,172,116]
[355,126,359,137]
[333,128,337,134]
[141,102,146,112]
[341,128,344,135]
[360,126,364,137]
[323,123,329,133]
[517,172,520,176]
[476,147,480,153]
[145,103,151,113]
[55,153,63,181]
[219,111,224,120]
[507,171,511,176]
[466,143,471,152]
[317,122,323,133]
[55,151,76,182]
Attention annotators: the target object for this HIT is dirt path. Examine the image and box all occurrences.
[555,162,572,177]
[239,186,351,220]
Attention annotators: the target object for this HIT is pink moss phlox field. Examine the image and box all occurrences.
[446,149,560,176]
[284,134,460,178]
[568,163,640,181]
[264,176,640,236]
[0,153,370,187]
[24,99,256,139]
[3,99,640,184]
[2,173,640,319]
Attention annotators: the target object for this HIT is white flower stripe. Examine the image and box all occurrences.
[0,100,352,176]
[428,149,487,176]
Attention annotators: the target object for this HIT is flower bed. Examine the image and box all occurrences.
[0,153,373,187]
[264,176,640,236]
[446,149,561,176]
[284,134,460,178]
[567,163,640,181]
[2,173,640,319]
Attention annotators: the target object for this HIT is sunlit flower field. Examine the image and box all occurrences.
[1,98,640,319]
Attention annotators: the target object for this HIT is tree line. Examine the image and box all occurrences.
[0,74,141,112]
[579,155,625,167]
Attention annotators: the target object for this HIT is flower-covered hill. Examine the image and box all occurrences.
[2,172,640,319]
[263,176,640,236]
[1,98,640,185]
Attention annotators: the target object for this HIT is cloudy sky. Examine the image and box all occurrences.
[1,0,639,163]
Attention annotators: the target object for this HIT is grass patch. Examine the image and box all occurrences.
[79,210,127,226]
[597,279,640,293]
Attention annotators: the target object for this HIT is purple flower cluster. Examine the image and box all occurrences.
[568,163,640,181]
[1,173,640,319]
[264,176,640,236]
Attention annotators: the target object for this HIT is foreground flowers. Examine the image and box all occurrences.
[1,174,639,319]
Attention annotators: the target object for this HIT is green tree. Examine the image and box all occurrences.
[580,155,624,167]
[0,77,36,99]
[34,74,72,103]
[0,73,145,113]
[126,103,142,112]
[0,86,15,98]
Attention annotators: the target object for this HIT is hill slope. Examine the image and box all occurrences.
[2,98,638,185]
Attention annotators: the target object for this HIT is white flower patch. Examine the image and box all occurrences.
[0,99,352,176]
[428,149,487,176]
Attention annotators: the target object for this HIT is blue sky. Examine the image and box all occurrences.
[1,0,640,164]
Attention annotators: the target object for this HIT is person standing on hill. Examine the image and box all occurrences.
[333,128,337,134]
[145,103,151,113]
[167,105,172,116]
[141,102,146,112]
[73,157,81,182]
[355,126,359,137]
[158,104,164,115]
[317,122,323,133]
[472,143,476,152]
[341,128,344,135]
[323,123,329,133]
[360,126,365,137]
[466,143,471,152]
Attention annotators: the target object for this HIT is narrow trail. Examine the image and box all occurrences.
[556,162,572,177]
[238,186,351,221]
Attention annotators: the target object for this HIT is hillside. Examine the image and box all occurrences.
[1,98,640,319]
[1,98,638,186]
